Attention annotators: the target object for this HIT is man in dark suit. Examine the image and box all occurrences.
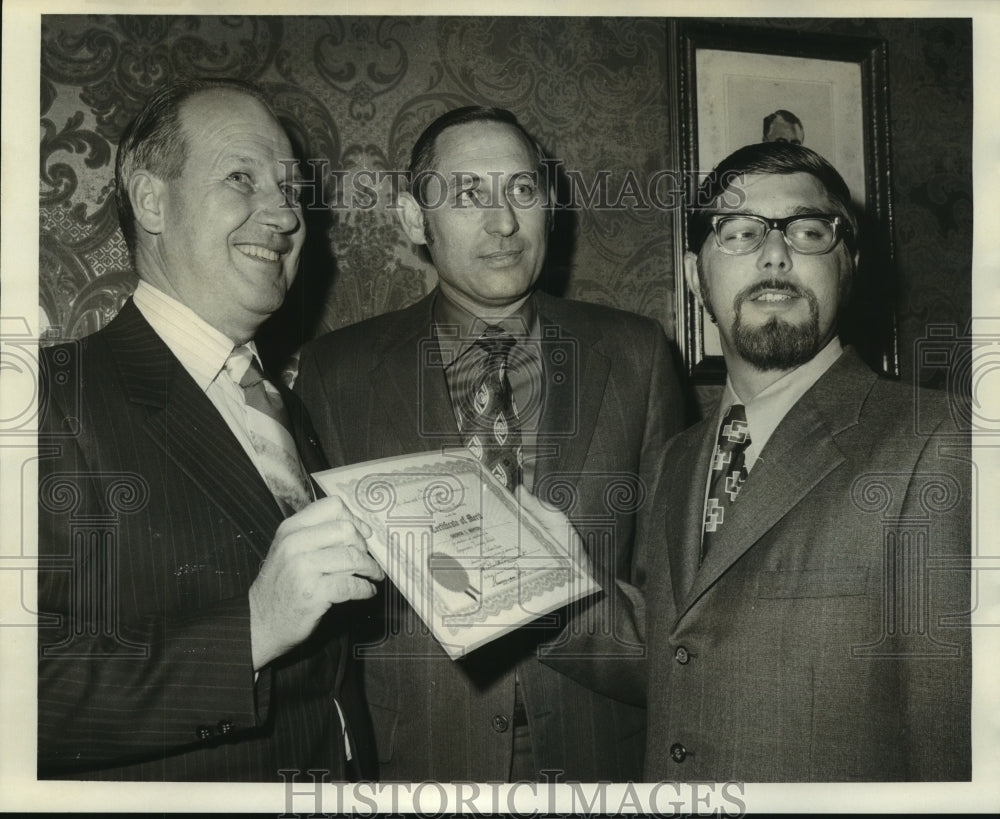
[37,77,384,781]
[551,141,971,781]
[294,106,684,782]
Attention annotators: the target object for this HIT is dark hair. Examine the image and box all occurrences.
[762,109,803,140]
[407,106,550,208]
[115,77,276,252]
[687,141,858,254]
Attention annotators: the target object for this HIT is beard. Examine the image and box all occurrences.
[725,279,822,371]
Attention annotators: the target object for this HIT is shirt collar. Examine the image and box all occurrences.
[432,288,538,368]
[132,280,257,392]
[720,337,844,464]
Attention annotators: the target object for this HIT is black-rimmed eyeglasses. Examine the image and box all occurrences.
[708,213,848,256]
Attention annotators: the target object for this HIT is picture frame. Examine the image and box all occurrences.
[673,21,899,383]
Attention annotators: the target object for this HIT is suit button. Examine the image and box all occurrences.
[491,715,510,733]
[196,725,213,740]
[674,646,690,664]
[669,742,687,763]
[217,719,233,735]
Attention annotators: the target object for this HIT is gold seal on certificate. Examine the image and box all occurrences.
[312,450,600,659]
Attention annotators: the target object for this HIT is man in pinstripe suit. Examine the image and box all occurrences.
[37,78,383,781]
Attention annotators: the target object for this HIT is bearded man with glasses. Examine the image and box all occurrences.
[545,141,971,782]
[663,141,971,780]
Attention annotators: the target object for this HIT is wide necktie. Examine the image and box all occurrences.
[462,326,523,492]
[225,346,313,516]
[701,403,751,562]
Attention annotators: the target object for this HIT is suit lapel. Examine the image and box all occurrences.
[371,293,458,454]
[367,290,610,478]
[679,404,845,614]
[533,292,609,483]
[676,349,877,618]
[105,300,285,561]
[665,419,719,607]
[282,385,330,496]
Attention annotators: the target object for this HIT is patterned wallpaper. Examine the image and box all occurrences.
[38,15,971,388]
[39,16,673,360]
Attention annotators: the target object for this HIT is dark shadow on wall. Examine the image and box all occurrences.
[537,160,707,424]
[536,157,576,299]
[838,208,901,380]
[257,131,338,380]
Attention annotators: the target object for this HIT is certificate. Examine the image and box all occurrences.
[312,451,600,659]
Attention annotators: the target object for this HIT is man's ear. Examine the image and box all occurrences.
[129,171,166,237]
[397,191,429,246]
[685,249,717,324]
[683,250,704,307]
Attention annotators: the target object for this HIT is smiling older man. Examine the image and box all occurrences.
[37,78,384,781]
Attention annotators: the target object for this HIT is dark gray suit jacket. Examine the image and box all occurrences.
[548,348,972,781]
[37,299,373,780]
[295,289,684,781]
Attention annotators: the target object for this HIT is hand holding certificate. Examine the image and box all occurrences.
[312,450,599,659]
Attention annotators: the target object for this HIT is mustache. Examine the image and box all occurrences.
[734,278,813,308]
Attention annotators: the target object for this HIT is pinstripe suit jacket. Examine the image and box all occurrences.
[37,299,372,781]
[295,289,684,782]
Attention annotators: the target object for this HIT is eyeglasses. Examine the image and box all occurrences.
[708,213,848,256]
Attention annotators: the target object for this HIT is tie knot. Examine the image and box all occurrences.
[225,346,264,390]
[718,403,750,449]
[722,402,747,425]
[475,326,516,361]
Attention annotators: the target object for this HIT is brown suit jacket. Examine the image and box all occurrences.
[547,348,972,781]
[295,289,684,781]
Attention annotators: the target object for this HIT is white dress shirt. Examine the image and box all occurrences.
[718,337,844,473]
[133,280,290,486]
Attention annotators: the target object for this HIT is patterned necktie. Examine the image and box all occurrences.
[225,346,313,516]
[462,326,523,491]
[701,403,751,562]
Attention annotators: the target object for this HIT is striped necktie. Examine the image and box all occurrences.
[225,346,313,516]
[701,403,751,563]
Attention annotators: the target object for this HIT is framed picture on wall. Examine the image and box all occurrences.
[673,22,899,383]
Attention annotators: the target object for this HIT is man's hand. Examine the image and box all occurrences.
[249,496,385,670]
